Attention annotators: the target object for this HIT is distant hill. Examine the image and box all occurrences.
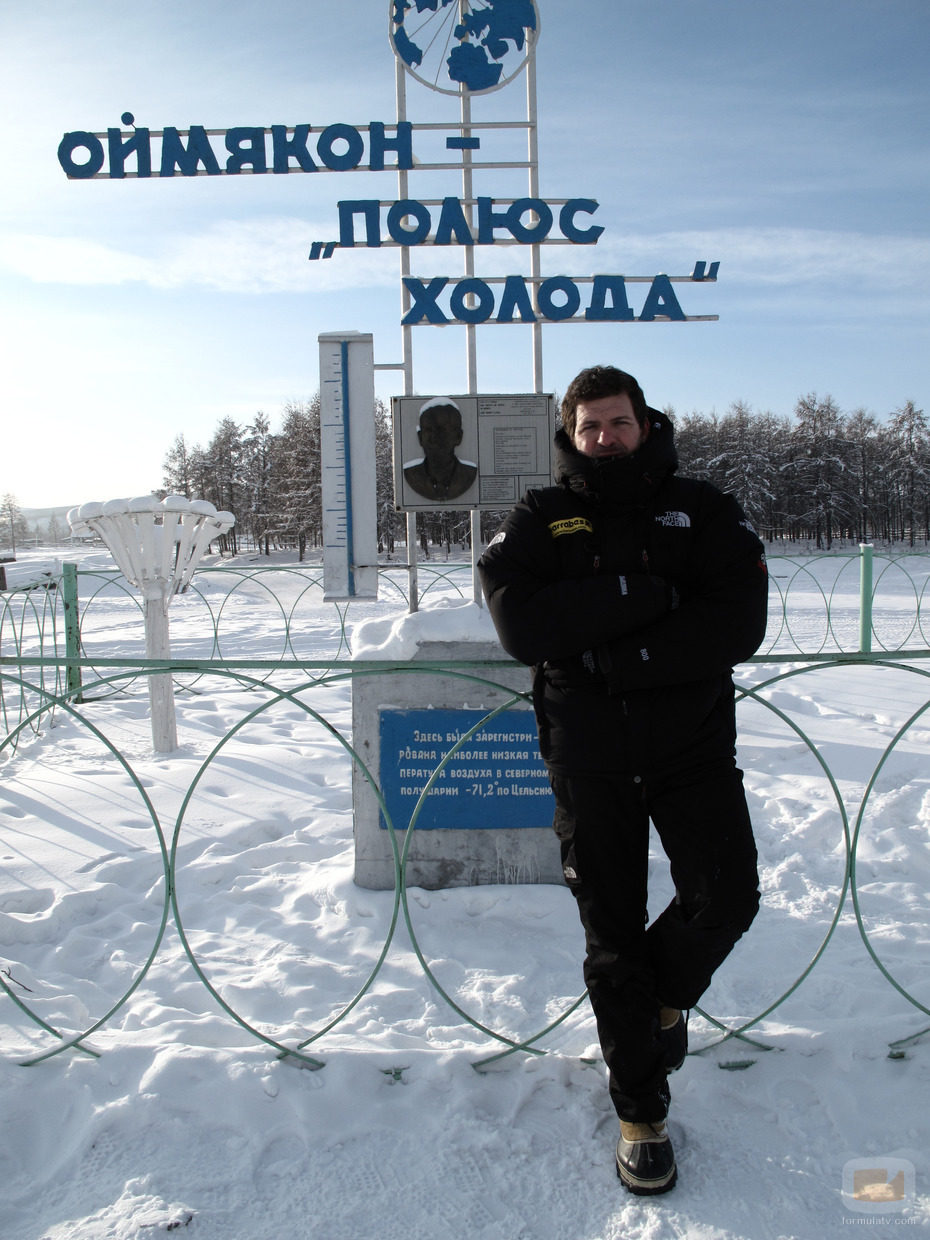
[23,506,77,522]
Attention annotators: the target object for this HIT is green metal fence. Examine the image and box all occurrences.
[1,550,928,1069]
[5,547,929,695]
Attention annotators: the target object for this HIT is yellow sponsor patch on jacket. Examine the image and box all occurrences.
[548,517,593,538]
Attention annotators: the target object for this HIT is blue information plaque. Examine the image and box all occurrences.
[379,708,554,830]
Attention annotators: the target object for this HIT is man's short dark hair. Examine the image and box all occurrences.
[560,366,649,438]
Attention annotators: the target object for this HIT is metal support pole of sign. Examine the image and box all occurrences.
[526,36,543,395]
[61,561,83,704]
[859,543,874,653]
[459,85,484,606]
[396,56,419,614]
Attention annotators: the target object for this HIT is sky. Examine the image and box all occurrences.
[2,0,929,511]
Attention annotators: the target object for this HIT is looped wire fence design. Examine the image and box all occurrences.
[1,551,929,1070]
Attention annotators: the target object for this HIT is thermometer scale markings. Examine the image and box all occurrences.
[319,331,377,601]
[322,340,355,596]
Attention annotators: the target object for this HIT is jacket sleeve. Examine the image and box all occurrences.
[477,495,672,666]
[599,490,768,689]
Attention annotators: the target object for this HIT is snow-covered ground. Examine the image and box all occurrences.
[1,548,929,1239]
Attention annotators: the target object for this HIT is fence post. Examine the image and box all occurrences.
[858,543,874,654]
[61,562,83,703]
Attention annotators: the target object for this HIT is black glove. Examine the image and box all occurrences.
[644,574,680,611]
[580,576,679,689]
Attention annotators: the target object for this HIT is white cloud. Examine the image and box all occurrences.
[1,221,928,297]
[589,227,930,290]
[0,220,398,294]
[0,235,152,286]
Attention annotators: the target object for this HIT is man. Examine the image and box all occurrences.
[478,365,767,1195]
[403,398,478,502]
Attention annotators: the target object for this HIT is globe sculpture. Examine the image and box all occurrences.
[389,0,540,95]
[68,495,235,752]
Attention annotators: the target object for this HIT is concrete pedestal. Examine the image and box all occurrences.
[351,640,562,890]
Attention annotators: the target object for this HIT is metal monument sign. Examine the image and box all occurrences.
[57,2,718,334]
[58,0,719,603]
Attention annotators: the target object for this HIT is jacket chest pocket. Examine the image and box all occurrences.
[551,530,600,577]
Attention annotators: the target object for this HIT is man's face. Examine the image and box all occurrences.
[572,393,647,458]
[418,408,462,458]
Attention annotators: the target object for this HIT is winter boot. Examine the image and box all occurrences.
[659,1006,688,1073]
[616,1119,677,1195]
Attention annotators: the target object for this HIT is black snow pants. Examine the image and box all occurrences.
[549,756,760,1123]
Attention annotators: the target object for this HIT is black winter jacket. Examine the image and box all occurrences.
[477,414,769,776]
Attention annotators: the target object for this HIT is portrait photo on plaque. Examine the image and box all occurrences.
[393,393,554,511]
[394,395,480,508]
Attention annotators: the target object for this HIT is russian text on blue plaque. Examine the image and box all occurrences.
[379,708,554,830]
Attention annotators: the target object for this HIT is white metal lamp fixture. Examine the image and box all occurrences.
[68,495,235,752]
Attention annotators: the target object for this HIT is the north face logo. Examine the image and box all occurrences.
[655,511,691,528]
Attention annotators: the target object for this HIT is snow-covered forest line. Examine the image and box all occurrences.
[5,392,928,558]
[159,392,929,556]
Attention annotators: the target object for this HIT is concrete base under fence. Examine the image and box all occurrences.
[352,640,563,890]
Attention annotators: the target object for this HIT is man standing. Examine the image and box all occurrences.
[478,365,767,1195]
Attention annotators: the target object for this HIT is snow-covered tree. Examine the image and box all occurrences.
[789,393,852,549]
[374,399,400,554]
[242,413,276,554]
[272,398,321,560]
[1,493,28,555]
[886,400,929,545]
[162,434,196,499]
